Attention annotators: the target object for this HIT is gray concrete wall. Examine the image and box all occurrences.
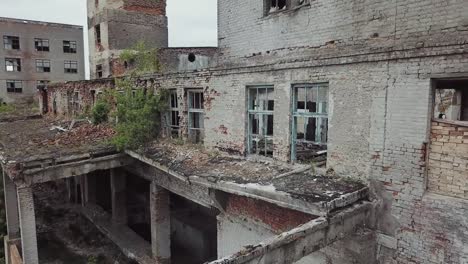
[0,17,85,103]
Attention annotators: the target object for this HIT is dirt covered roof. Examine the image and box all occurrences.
[0,117,116,164]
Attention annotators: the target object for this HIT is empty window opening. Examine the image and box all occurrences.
[248,86,274,157]
[6,80,22,93]
[5,58,21,72]
[65,60,78,74]
[35,38,50,52]
[188,53,196,62]
[126,173,151,242]
[169,90,180,138]
[269,0,287,13]
[3,36,19,50]
[433,79,468,121]
[63,40,77,53]
[95,24,102,45]
[36,59,51,73]
[187,90,205,143]
[170,193,218,264]
[291,83,329,162]
[96,64,103,78]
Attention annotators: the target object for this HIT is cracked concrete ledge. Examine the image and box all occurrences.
[210,201,373,264]
[126,150,369,216]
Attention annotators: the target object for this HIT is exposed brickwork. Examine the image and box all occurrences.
[123,0,166,15]
[225,195,315,233]
[428,120,468,199]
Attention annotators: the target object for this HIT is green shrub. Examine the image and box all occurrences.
[91,100,110,124]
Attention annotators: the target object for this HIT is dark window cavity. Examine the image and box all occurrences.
[247,86,274,157]
[95,24,102,45]
[36,59,51,73]
[188,53,196,62]
[63,40,77,53]
[5,58,21,72]
[291,83,329,162]
[169,90,180,138]
[187,89,204,143]
[65,61,78,74]
[6,80,22,93]
[35,38,50,52]
[3,36,20,50]
[96,64,103,78]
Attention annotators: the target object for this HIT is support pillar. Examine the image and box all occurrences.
[17,187,39,264]
[79,175,86,207]
[85,173,97,205]
[3,172,19,239]
[110,169,127,224]
[150,182,171,264]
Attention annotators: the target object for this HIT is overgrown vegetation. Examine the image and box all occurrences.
[90,41,168,151]
[0,103,15,114]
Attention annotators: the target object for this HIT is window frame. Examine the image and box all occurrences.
[37,80,50,90]
[64,60,78,74]
[96,64,103,78]
[3,36,20,50]
[187,89,205,143]
[95,25,102,45]
[36,59,51,73]
[34,38,50,52]
[6,80,22,93]
[291,83,329,161]
[247,86,275,157]
[63,40,77,53]
[5,58,21,72]
[168,89,180,138]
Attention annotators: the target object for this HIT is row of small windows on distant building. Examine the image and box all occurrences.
[3,36,77,53]
[4,58,78,74]
[4,80,49,93]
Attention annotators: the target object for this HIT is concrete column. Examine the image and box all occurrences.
[79,175,86,207]
[17,187,39,264]
[85,173,97,205]
[3,172,19,239]
[110,169,127,224]
[150,182,171,264]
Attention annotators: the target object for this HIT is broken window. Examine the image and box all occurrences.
[34,38,49,52]
[247,86,274,157]
[36,59,51,73]
[187,89,204,143]
[3,36,19,50]
[64,61,78,74]
[95,25,102,45]
[36,80,50,90]
[6,80,22,93]
[291,83,328,162]
[433,79,468,121]
[63,40,77,53]
[96,64,103,78]
[169,90,180,138]
[268,0,287,13]
[5,58,21,72]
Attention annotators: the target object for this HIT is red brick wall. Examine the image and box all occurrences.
[225,195,316,233]
[428,120,468,199]
[123,0,166,15]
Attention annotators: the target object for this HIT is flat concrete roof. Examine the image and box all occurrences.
[0,17,83,30]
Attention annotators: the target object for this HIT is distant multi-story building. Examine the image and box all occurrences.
[0,17,85,104]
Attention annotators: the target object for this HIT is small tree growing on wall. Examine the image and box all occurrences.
[91,41,168,151]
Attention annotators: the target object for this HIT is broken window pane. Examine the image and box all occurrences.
[188,90,205,143]
[35,38,49,52]
[292,84,328,162]
[6,80,22,93]
[63,40,77,53]
[5,58,21,72]
[3,36,19,50]
[433,79,468,121]
[36,59,51,73]
[248,86,274,157]
[65,61,78,74]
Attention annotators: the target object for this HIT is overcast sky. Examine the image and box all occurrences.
[0,0,218,78]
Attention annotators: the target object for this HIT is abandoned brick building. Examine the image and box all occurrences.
[1,0,468,263]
